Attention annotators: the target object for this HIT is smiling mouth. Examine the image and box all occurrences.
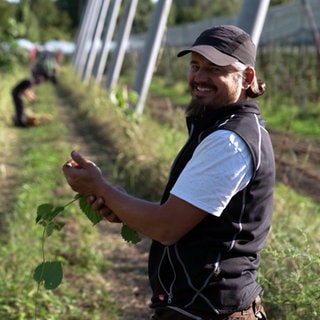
[196,86,211,92]
[193,85,215,99]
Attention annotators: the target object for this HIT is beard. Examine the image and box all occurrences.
[186,86,243,118]
[185,97,225,118]
[185,99,208,117]
[185,83,225,117]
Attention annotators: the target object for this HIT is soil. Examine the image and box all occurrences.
[1,94,319,320]
[270,131,320,202]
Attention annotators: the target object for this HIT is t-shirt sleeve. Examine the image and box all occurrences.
[170,129,253,217]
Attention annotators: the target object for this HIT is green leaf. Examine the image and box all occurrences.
[33,261,63,290]
[45,221,65,237]
[121,224,141,244]
[36,203,54,223]
[78,196,103,225]
[36,203,64,224]
[45,221,55,237]
[50,206,65,220]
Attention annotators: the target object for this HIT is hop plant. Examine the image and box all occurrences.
[33,194,141,290]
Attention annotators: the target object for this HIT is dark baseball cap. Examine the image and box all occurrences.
[177,25,256,67]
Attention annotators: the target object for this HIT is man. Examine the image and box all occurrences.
[63,25,274,320]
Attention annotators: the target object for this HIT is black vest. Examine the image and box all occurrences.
[148,100,275,315]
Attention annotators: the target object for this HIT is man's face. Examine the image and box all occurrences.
[186,52,245,116]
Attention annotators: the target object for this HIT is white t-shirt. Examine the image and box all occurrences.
[170,129,253,217]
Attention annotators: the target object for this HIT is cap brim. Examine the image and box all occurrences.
[177,45,238,66]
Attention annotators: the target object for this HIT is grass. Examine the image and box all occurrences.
[259,98,320,139]
[0,63,319,319]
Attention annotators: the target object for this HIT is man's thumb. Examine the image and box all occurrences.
[71,150,86,166]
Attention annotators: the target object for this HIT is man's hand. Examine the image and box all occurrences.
[62,150,104,197]
[87,196,121,223]
[24,88,36,102]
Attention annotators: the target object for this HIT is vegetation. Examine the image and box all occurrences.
[260,185,320,318]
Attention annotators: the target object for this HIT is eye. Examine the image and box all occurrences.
[190,64,199,72]
[209,66,220,73]
[209,66,227,75]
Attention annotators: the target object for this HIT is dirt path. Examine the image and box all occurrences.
[270,131,320,203]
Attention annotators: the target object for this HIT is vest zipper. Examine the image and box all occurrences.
[158,246,177,304]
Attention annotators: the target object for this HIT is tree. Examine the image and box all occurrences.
[0,0,18,42]
[12,0,73,42]
[132,1,155,33]
[55,0,87,37]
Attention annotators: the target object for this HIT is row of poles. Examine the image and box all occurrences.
[72,0,271,115]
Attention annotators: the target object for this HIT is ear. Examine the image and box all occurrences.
[242,66,255,89]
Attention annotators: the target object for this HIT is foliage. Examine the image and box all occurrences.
[172,0,242,24]
[0,0,73,42]
[26,0,72,41]
[0,1,19,42]
[0,42,28,72]
[0,1,28,71]
[132,1,155,33]
[55,0,87,34]
[34,194,140,292]
[260,185,320,319]
[255,48,320,139]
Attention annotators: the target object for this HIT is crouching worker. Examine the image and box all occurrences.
[11,76,43,127]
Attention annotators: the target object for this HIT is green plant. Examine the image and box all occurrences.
[34,194,141,287]
[109,85,140,121]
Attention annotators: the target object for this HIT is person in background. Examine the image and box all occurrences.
[31,48,63,85]
[11,76,43,127]
[62,25,275,320]
[11,46,63,128]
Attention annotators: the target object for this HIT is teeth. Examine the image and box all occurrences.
[197,86,211,92]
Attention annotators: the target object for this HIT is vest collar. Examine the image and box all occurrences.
[186,100,260,134]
